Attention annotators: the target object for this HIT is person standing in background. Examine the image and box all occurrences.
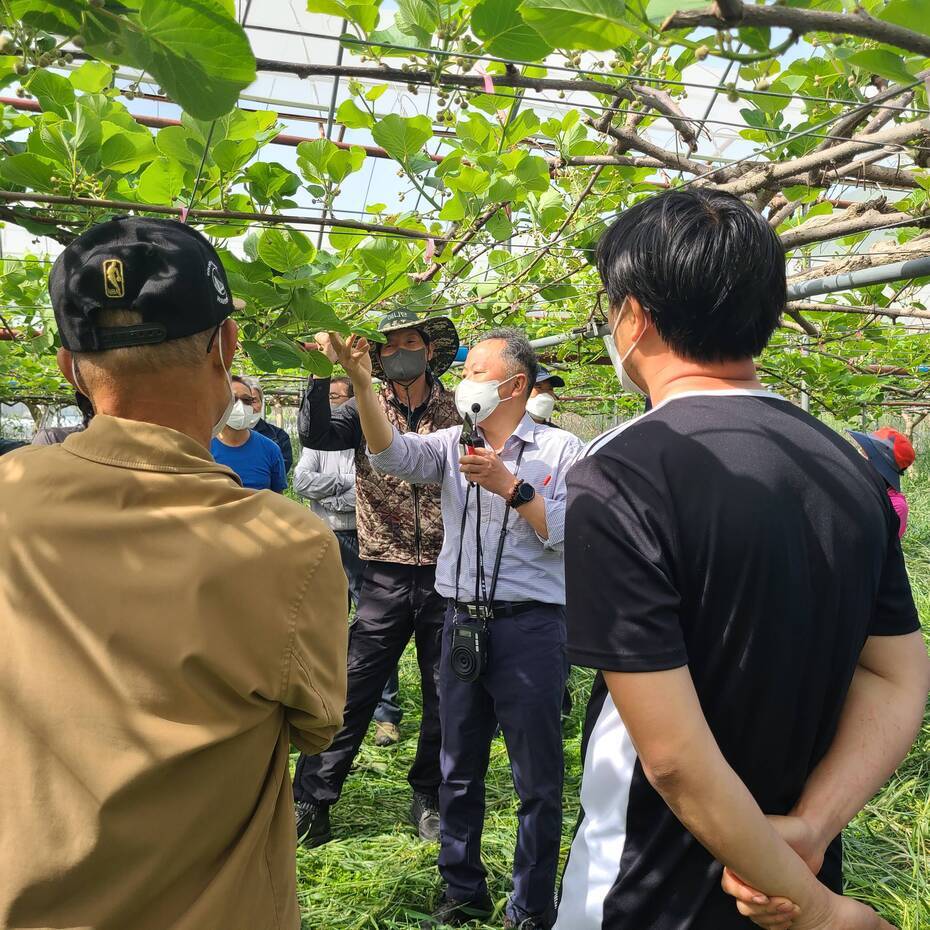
[245,377,294,474]
[294,377,403,747]
[211,376,287,492]
[526,366,565,426]
[848,427,915,538]
[292,308,461,848]
[295,377,363,604]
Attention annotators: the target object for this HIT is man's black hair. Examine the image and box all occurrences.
[481,327,538,397]
[597,189,786,362]
[331,376,354,398]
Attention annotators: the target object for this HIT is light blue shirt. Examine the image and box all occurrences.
[369,413,584,605]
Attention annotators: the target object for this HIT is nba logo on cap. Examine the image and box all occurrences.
[103,259,125,298]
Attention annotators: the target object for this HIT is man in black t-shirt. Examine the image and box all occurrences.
[556,189,930,930]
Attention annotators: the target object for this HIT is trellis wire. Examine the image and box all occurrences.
[437,75,930,289]
[5,67,930,329]
[243,24,930,116]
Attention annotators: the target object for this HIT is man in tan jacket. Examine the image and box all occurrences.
[0,217,348,930]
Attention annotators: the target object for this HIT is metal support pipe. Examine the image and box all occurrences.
[515,255,930,355]
[785,254,930,300]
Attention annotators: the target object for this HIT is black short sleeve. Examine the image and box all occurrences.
[565,450,687,672]
[870,519,920,636]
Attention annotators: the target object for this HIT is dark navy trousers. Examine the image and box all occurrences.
[438,601,566,923]
[293,561,444,805]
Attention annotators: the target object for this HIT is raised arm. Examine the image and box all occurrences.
[323,331,448,485]
[296,371,364,452]
[322,332,392,453]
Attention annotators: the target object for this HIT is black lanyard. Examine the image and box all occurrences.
[454,441,526,611]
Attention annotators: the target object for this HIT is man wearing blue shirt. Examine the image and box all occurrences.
[326,326,583,930]
[212,376,287,493]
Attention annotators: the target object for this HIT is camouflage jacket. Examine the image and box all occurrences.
[296,376,460,565]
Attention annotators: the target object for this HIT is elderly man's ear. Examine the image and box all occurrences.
[57,348,78,390]
[217,319,239,371]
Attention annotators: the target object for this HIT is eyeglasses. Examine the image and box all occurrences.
[329,393,349,401]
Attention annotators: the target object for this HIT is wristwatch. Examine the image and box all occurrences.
[508,479,536,509]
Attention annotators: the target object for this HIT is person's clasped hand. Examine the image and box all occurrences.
[459,447,517,499]
[720,815,897,930]
[721,814,821,929]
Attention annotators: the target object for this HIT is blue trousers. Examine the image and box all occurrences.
[438,601,566,923]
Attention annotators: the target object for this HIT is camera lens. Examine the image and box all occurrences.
[451,643,478,681]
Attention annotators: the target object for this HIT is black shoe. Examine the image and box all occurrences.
[503,918,550,930]
[419,892,494,927]
[503,899,555,930]
[409,791,440,842]
[295,800,331,848]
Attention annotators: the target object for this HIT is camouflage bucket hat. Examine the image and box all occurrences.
[370,307,460,380]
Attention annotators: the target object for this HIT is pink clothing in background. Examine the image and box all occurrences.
[887,487,908,538]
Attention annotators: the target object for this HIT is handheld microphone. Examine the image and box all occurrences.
[460,406,485,456]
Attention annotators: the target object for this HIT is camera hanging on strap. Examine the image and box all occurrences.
[450,438,526,682]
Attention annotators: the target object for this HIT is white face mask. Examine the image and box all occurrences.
[225,400,258,431]
[454,374,517,424]
[606,304,649,397]
[212,329,236,436]
[526,392,556,422]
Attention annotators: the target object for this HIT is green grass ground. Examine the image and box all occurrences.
[295,472,930,930]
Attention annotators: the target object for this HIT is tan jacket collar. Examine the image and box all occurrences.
[63,415,242,483]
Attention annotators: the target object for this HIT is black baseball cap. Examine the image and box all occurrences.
[50,216,238,352]
[535,365,565,388]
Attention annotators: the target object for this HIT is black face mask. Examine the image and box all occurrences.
[381,347,428,384]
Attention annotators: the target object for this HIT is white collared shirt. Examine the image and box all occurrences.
[369,413,584,605]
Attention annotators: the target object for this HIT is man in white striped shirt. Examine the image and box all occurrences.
[324,326,582,930]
